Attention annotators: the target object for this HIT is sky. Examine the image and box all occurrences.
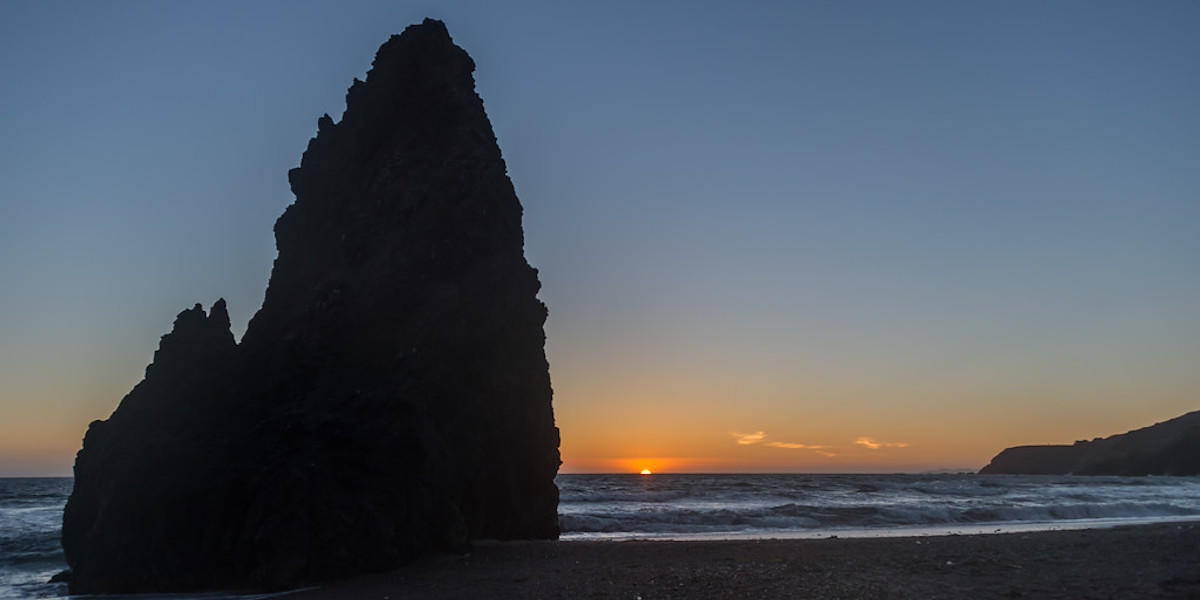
[1,1,1198,476]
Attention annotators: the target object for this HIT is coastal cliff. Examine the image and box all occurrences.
[979,410,1200,475]
[62,19,559,593]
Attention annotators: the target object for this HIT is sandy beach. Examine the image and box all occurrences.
[284,522,1200,599]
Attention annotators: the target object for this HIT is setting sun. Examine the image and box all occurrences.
[640,469,652,475]
[604,458,685,475]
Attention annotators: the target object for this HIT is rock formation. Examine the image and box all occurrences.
[62,19,560,593]
[979,410,1200,475]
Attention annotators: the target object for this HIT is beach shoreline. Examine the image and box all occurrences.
[285,521,1200,599]
[561,514,1200,542]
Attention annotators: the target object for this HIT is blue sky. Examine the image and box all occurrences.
[1,1,1198,474]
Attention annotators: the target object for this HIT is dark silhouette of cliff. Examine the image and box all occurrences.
[62,19,560,594]
[979,410,1200,475]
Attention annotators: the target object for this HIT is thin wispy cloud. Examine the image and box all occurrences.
[815,451,837,458]
[855,437,908,450]
[766,442,829,450]
[731,432,828,451]
[731,431,766,445]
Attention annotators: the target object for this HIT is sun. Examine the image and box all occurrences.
[640,469,653,475]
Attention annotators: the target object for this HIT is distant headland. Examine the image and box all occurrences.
[979,410,1200,475]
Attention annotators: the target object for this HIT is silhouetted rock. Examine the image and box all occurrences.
[979,410,1200,475]
[62,19,560,594]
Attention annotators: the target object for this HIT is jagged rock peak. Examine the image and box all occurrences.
[287,18,479,201]
[145,299,235,377]
[208,298,231,332]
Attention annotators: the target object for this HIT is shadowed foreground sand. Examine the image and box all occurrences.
[285,523,1199,599]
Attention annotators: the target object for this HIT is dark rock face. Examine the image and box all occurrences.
[62,19,559,594]
[979,410,1200,475]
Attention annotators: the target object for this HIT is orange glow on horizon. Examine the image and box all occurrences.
[590,456,686,475]
[557,447,985,474]
[614,457,680,474]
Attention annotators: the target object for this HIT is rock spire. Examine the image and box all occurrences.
[62,19,560,593]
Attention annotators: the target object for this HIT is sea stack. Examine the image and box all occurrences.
[62,19,560,593]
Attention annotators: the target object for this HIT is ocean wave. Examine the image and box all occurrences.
[0,527,63,567]
[556,474,1200,536]
[0,479,70,600]
[560,500,1200,534]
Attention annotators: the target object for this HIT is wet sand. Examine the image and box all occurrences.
[284,522,1200,599]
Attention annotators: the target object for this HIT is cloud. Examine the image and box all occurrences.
[855,437,909,450]
[731,432,828,451]
[816,451,838,458]
[731,431,767,445]
[766,442,829,450]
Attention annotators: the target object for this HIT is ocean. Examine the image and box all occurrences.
[0,478,69,600]
[4,474,1200,597]
[558,473,1200,539]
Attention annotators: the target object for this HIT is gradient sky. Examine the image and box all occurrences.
[2,1,1198,476]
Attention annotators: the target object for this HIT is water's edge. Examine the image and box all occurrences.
[561,514,1200,541]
